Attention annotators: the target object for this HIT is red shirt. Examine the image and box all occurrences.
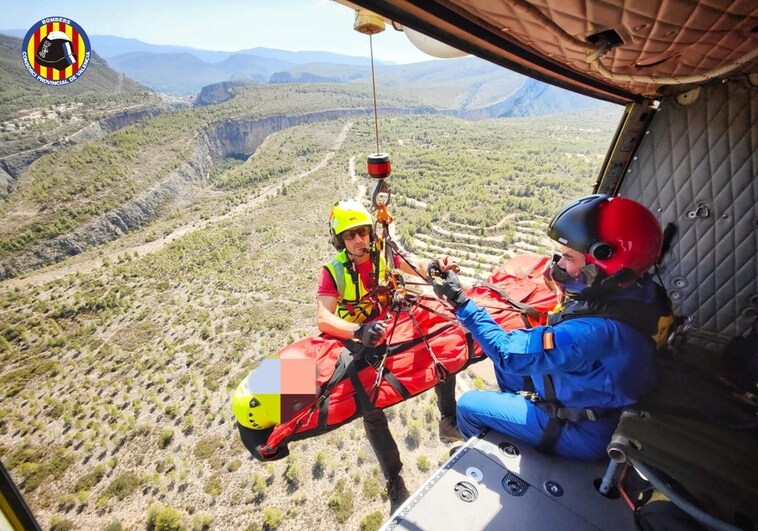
[317,255,403,299]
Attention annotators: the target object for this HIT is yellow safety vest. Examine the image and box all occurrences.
[324,250,387,323]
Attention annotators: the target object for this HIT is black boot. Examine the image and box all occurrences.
[439,415,463,443]
[387,474,410,514]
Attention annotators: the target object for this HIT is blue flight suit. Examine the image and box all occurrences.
[455,280,659,461]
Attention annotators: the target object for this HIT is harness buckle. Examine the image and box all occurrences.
[517,390,542,403]
[585,409,597,421]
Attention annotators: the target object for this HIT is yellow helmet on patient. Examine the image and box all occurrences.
[232,363,281,430]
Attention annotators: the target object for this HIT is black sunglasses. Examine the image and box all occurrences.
[341,226,370,240]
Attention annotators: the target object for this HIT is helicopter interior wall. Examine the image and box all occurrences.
[616,79,757,351]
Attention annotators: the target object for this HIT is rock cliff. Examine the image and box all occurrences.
[0,107,424,279]
[0,108,163,197]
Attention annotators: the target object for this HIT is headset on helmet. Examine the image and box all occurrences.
[328,199,374,250]
[546,194,663,290]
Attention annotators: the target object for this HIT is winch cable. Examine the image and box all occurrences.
[369,34,381,154]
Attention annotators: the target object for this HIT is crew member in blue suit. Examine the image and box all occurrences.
[431,195,673,460]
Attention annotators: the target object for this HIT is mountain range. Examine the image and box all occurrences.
[1,30,601,117]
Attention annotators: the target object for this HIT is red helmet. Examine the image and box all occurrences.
[546,194,662,285]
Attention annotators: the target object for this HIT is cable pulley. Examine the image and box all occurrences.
[367,152,391,179]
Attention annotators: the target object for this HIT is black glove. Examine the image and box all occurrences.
[354,321,387,347]
[431,271,469,310]
[428,258,443,279]
[429,256,460,277]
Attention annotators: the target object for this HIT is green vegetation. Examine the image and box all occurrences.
[8,447,73,492]
[211,122,341,191]
[0,84,419,263]
[0,79,620,529]
[251,472,268,498]
[262,507,283,530]
[158,428,174,449]
[284,455,301,488]
[49,517,74,531]
[192,513,213,531]
[362,475,382,500]
[146,503,185,531]
[344,112,612,232]
[74,464,106,494]
[328,479,354,524]
[405,419,423,449]
[360,511,385,531]
[416,454,432,472]
[101,471,141,501]
[472,375,488,390]
[312,450,327,479]
[193,436,225,460]
[203,473,223,496]
[0,35,161,159]
[1,361,59,399]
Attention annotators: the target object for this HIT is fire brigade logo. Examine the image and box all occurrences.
[21,17,91,86]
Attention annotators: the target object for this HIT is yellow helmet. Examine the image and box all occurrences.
[329,200,373,250]
[232,366,281,430]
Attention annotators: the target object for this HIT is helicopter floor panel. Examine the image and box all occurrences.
[382,430,636,531]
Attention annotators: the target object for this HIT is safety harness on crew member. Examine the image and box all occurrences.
[521,282,674,452]
[324,249,388,324]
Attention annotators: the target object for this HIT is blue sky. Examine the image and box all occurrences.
[1,0,434,64]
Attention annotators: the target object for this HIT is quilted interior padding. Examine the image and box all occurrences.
[619,79,757,347]
[445,0,758,98]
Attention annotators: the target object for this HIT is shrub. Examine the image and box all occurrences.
[147,503,185,531]
[424,404,436,424]
[362,476,381,500]
[155,457,174,474]
[262,507,283,530]
[74,464,105,493]
[18,462,44,491]
[360,512,384,531]
[312,450,326,479]
[328,490,354,524]
[284,456,300,488]
[203,473,223,496]
[416,454,432,472]
[102,471,140,501]
[158,428,174,449]
[103,521,123,531]
[19,449,74,492]
[193,436,224,459]
[405,419,423,449]
[49,516,74,531]
[251,473,267,496]
[192,513,213,531]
